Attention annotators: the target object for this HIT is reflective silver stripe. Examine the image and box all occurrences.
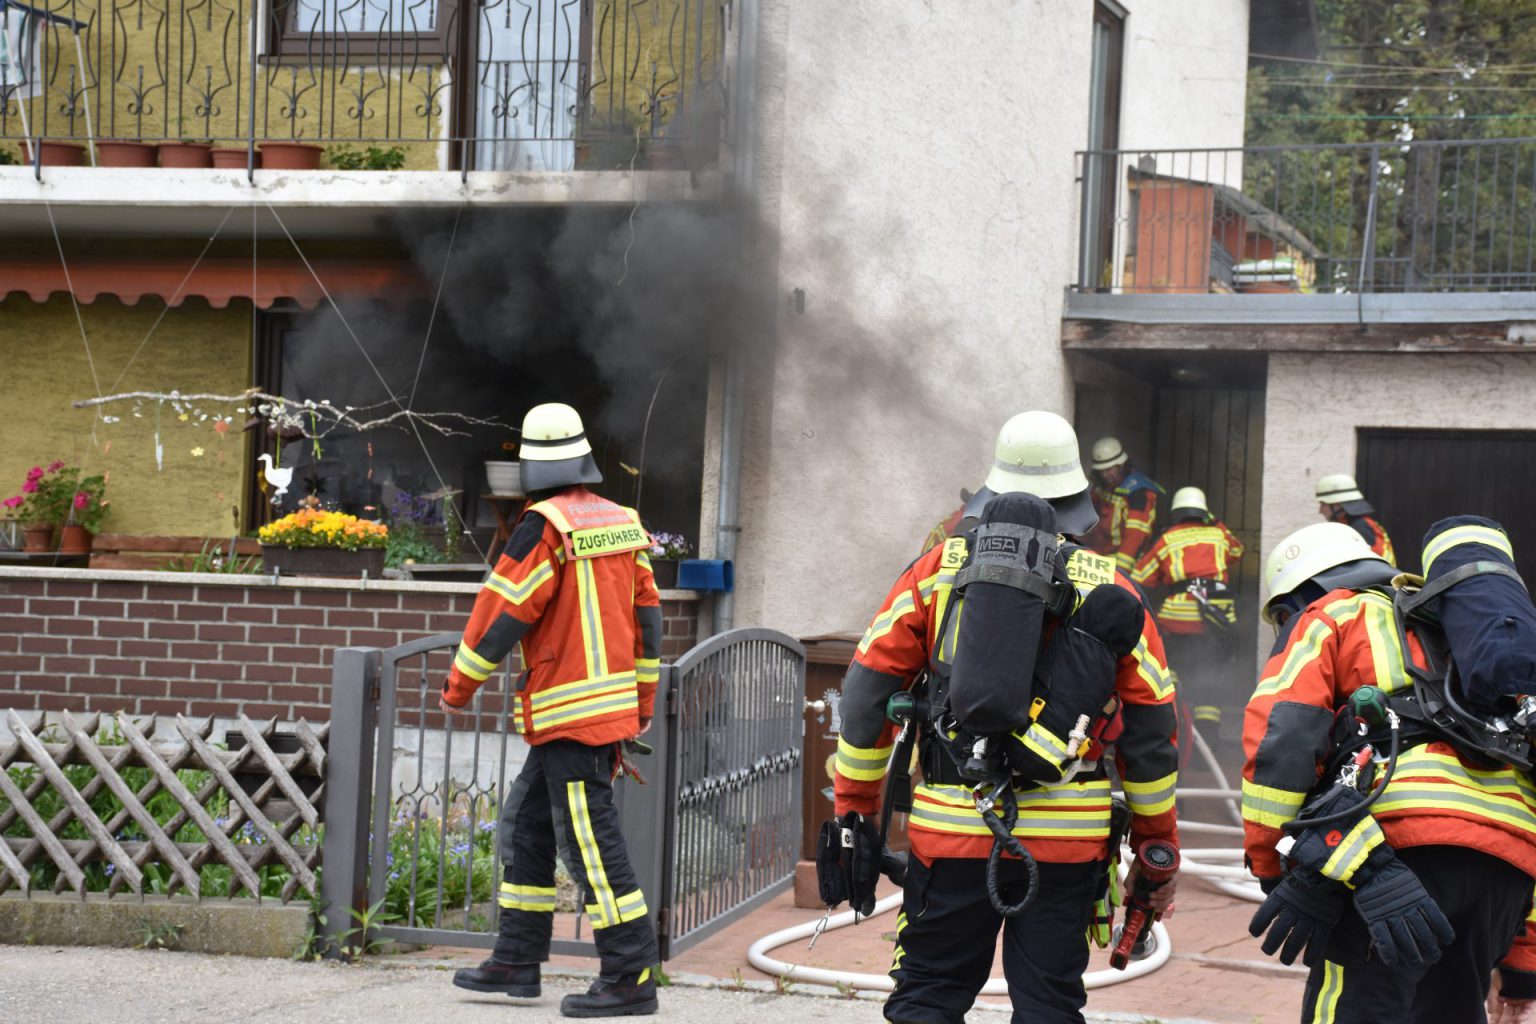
[1020,723,1070,765]
[909,805,1111,835]
[532,691,639,728]
[530,673,636,711]
[1319,817,1384,882]
[1124,778,1177,814]
[996,457,1080,476]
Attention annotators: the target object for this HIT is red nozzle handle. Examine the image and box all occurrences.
[1108,841,1181,970]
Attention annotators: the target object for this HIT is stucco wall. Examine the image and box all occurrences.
[732,0,1250,638]
[1262,351,1536,577]
[1118,1,1249,156]
[0,296,251,537]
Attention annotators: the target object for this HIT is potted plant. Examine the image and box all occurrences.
[485,440,523,496]
[326,145,407,170]
[258,508,389,577]
[2,461,71,551]
[574,108,649,170]
[58,470,108,553]
[96,139,159,167]
[159,120,214,168]
[261,137,325,170]
[647,531,691,589]
[19,139,86,166]
[210,145,261,169]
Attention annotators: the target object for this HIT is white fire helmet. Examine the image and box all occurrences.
[1263,521,1382,624]
[1091,436,1129,471]
[982,411,1097,536]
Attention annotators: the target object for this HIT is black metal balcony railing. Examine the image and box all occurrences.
[0,0,731,171]
[1075,138,1536,295]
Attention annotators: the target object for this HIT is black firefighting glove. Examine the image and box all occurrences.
[815,811,879,916]
[1249,866,1350,968]
[1283,784,1385,885]
[1350,854,1456,968]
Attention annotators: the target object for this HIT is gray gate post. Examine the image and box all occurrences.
[321,646,381,958]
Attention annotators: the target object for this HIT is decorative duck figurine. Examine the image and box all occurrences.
[257,453,295,505]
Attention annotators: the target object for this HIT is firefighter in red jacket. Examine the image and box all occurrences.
[1243,522,1536,1023]
[444,403,663,1019]
[1314,473,1395,565]
[1089,437,1165,574]
[834,411,1180,1023]
[1131,486,1244,737]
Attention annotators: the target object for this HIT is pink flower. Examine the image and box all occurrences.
[25,466,43,481]
[46,461,65,472]
[73,492,88,510]
[22,479,38,494]
[2,496,21,509]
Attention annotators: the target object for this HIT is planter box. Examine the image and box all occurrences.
[260,544,386,578]
[260,142,323,170]
[211,146,260,169]
[158,142,212,168]
[650,558,679,589]
[96,141,158,167]
[20,140,85,166]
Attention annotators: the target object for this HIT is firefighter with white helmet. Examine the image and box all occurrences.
[1131,486,1245,739]
[822,410,1180,1023]
[1090,436,1165,573]
[1315,473,1395,566]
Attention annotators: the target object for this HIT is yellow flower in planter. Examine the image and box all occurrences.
[258,509,388,551]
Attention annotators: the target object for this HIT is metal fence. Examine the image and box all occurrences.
[1076,138,1536,295]
[320,627,804,961]
[0,708,325,901]
[0,0,734,170]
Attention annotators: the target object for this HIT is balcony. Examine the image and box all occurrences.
[1066,139,1536,349]
[0,0,734,215]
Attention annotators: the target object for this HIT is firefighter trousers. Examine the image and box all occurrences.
[885,854,1101,1024]
[1299,844,1532,1023]
[492,738,658,976]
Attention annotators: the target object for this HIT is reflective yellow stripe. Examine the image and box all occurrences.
[1018,722,1071,769]
[585,887,648,929]
[531,686,639,729]
[530,671,638,710]
[836,736,892,782]
[568,781,617,926]
[859,591,917,655]
[1423,524,1513,574]
[1314,961,1345,1023]
[1123,772,1178,817]
[1360,596,1409,694]
[910,781,1113,838]
[486,561,556,606]
[528,500,574,532]
[499,882,558,911]
[636,657,660,685]
[575,559,609,679]
[1254,594,1371,697]
[1393,747,1536,801]
[454,641,497,682]
[636,550,652,571]
[1242,778,1308,829]
[1132,634,1175,700]
[1319,815,1385,883]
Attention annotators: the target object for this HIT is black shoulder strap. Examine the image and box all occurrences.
[1401,560,1527,619]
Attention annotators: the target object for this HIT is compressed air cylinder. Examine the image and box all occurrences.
[1422,515,1536,712]
[946,492,1059,735]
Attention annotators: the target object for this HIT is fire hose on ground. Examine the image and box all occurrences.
[746,723,1264,992]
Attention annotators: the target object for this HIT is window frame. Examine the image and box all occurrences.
[265,0,458,63]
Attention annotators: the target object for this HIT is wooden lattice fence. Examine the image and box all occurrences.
[0,710,326,902]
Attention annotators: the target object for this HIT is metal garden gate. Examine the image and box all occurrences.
[320,628,805,960]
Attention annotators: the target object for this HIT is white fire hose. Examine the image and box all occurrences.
[747,723,1264,993]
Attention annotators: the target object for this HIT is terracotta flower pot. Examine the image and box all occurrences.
[58,524,94,554]
[259,142,324,170]
[211,146,260,169]
[22,524,55,552]
[95,140,158,167]
[158,142,213,168]
[19,140,85,166]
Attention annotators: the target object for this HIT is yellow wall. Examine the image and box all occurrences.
[0,296,251,536]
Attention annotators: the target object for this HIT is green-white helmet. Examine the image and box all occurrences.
[1263,521,1386,623]
[981,411,1097,535]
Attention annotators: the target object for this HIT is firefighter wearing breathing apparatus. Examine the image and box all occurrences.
[443,403,663,1019]
[1315,474,1395,565]
[1089,436,1166,574]
[820,411,1180,1024]
[1243,518,1536,1023]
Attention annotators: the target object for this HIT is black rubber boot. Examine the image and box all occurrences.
[559,969,659,1018]
[452,958,541,997]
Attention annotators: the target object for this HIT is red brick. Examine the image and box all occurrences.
[270,684,321,704]
[221,682,274,701]
[226,606,276,625]
[95,582,147,601]
[377,611,435,630]
[0,596,27,614]
[198,661,245,681]
[349,629,407,648]
[220,643,271,662]
[95,657,144,676]
[98,619,147,638]
[291,703,329,722]
[77,600,126,618]
[70,638,119,656]
[280,608,327,627]
[20,636,68,654]
[169,642,220,661]
[326,609,376,628]
[240,703,288,720]
[43,655,91,674]
[3,615,47,633]
[144,660,194,679]
[244,663,295,684]
[294,665,334,686]
[188,701,228,717]
[175,604,225,622]
[46,581,97,598]
[118,639,167,658]
[138,699,195,716]
[127,601,167,618]
[146,621,196,640]
[119,679,167,697]
[268,644,320,665]
[35,693,72,711]
[298,591,351,608]
[246,590,296,606]
[197,623,247,643]
[196,585,252,603]
[17,673,67,692]
[30,599,76,616]
[66,677,117,696]
[348,592,401,611]
[168,681,219,699]
[248,626,301,646]
[0,654,33,670]
[0,635,15,652]
[46,619,96,636]
[142,584,197,602]
[298,628,348,648]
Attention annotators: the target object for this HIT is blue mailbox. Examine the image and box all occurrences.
[676,558,733,593]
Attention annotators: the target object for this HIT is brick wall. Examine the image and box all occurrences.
[0,568,703,721]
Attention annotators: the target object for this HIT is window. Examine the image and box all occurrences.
[1080,1,1125,290]
[267,0,455,61]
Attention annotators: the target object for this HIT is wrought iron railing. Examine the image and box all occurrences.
[1075,138,1536,295]
[0,0,732,171]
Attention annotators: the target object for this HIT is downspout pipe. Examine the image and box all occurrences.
[712,0,762,635]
